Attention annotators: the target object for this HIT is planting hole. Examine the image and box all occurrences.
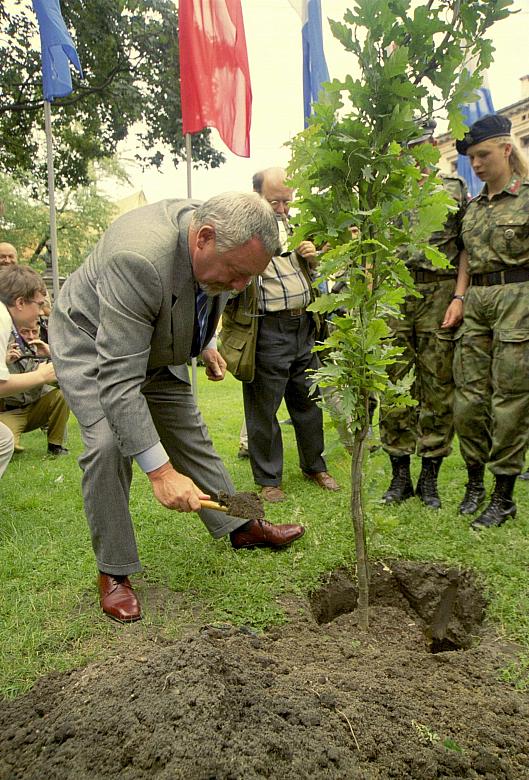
[309,561,487,652]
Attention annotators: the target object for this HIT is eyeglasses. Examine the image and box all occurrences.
[29,299,46,309]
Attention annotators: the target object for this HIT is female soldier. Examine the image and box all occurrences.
[443,114,529,529]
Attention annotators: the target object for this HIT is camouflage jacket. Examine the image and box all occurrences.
[404,174,468,272]
[462,176,529,274]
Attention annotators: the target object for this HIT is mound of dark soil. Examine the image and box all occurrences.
[1,562,528,779]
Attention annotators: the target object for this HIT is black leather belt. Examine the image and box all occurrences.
[411,269,457,283]
[264,307,307,318]
[471,268,529,286]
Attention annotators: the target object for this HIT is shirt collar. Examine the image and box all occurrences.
[476,174,522,201]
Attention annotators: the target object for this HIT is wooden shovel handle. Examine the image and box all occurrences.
[200,499,229,512]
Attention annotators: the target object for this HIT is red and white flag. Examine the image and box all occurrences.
[179,0,252,157]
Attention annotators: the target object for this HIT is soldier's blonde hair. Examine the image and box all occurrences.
[491,136,529,179]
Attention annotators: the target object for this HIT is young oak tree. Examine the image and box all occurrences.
[287,0,513,628]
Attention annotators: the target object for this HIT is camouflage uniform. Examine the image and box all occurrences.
[454,176,529,475]
[380,174,468,458]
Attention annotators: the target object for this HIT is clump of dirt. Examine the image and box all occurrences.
[218,490,266,520]
[1,561,528,780]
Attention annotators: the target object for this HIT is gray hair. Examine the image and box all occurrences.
[191,192,279,255]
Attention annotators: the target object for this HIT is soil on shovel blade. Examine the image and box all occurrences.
[1,561,528,780]
[218,490,266,520]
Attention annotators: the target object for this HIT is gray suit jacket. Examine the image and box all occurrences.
[49,199,228,457]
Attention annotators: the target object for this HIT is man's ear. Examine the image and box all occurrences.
[13,296,26,311]
[196,225,216,248]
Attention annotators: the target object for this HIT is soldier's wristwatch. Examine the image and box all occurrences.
[452,294,465,302]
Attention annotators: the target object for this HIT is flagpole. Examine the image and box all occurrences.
[186,131,198,399]
[43,100,60,303]
[185,132,193,198]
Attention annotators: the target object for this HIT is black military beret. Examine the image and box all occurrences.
[456,114,512,155]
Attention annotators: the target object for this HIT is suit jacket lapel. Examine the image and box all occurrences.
[171,210,195,364]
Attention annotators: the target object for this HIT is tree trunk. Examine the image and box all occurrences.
[350,417,370,630]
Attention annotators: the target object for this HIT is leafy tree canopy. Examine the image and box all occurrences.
[0,0,224,190]
[0,160,122,275]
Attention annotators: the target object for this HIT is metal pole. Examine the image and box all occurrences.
[186,132,193,198]
[43,100,60,303]
[186,132,198,399]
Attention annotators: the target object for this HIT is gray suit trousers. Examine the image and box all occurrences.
[79,370,243,575]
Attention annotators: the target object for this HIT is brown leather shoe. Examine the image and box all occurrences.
[98,573,142,622]
[230,519,305,550]
[260,485,287,502]
[303,471,340,491]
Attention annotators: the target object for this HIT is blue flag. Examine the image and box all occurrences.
[457,69,495,197]
[290,1,330,125]
[32,0,83,102]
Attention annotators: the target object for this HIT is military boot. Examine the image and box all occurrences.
[470,475,517,530]
[458,463,486,515]
[382,455,414,504]
[415,456,443,509]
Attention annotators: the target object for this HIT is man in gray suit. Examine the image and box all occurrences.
[49,193,305,623]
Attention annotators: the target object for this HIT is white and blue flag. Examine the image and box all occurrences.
[458,63,495,197]
[289,0,330,125]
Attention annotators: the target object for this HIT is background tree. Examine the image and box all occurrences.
[0,159,123,274]
[288,0,513,628]
[0,0,224,190]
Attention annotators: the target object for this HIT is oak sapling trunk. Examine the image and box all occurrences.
[350,398,370,630]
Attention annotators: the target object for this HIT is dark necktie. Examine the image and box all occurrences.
[192,289,209,357]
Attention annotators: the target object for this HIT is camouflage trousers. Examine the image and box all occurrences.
[453,281,529,475]
[380,279,456,458]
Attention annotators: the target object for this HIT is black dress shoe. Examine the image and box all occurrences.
[230,519,304,550]
[98,573,142,622]
[47,443,69,456]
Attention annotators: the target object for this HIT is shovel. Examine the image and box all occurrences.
[200,499,229,513]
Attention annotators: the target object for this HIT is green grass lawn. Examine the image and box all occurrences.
[1,368,529,697]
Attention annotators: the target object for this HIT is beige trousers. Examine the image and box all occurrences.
[0,389,70,449]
